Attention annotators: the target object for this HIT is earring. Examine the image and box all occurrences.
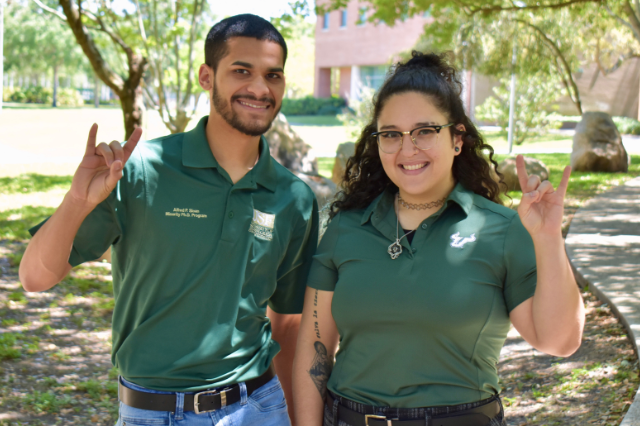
[455,147,460,152]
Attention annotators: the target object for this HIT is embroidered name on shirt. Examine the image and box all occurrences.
[450,232,476,248]
[165,208,208,219]
[249,210,275,241]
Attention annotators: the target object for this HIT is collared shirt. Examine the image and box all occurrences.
[307,184,536,407]
[31,116,319,391]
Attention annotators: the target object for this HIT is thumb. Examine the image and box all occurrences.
[105,160,123,190]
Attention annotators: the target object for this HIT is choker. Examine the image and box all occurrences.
[398,194,446,210]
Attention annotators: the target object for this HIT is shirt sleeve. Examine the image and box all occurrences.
[269,192,320,314]
[503,214,537,312]
[29,189,122,267]
[306,213,341,292]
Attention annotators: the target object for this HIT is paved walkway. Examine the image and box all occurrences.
[566,176,640,426]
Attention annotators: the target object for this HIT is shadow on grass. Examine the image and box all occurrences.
[0,174,72,196]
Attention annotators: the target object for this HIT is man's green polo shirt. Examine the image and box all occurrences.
[307,184,536,407]
[30,116,319,391]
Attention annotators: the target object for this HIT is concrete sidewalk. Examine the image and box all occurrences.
[566,176,640,426]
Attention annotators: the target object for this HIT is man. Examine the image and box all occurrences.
[19,14,318,426]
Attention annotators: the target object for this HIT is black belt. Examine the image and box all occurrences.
[119,364,275,414]
[327,393,501,426]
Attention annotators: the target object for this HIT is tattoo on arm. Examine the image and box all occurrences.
[309,341,332,399]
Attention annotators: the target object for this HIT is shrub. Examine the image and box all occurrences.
[3,87,16,102]
[281,95,347,116]
[476,73,562,145]
[56,88,84,107]
[9,89,27,103]
[613,116,640,135]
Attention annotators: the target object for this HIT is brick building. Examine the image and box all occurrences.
[314,1,430,101]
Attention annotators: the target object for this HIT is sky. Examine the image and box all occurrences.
[110,0,316,22]
[208,0,313,21]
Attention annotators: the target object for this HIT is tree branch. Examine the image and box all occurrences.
[469,0,602,16]
[181,0,202,109]
[515,18,583,114]
[604,3,640,41]
[57,0,124,94]
[623,0,640,40]
[31,0,66,21]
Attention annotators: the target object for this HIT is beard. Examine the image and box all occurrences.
[212,82,280,137]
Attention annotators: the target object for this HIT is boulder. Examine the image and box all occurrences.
[293,171,338,210]
[264,113,318,175]
[331,142,356,185]
[570,112,629,172]
[498,157,550,192]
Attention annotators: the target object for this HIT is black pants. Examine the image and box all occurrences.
[323,392,507,426]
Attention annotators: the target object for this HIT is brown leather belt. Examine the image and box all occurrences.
[327,393,501,426]
[119,364,275,414]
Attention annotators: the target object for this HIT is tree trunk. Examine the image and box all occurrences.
[52,65,59,107]
[119,83,145,139]
[94,75,100,108]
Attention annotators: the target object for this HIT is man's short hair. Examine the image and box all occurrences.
[205,14,288,71]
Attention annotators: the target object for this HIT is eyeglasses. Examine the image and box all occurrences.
[371,123,455,154]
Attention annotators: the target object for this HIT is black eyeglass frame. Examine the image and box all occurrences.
[371,123,455,153]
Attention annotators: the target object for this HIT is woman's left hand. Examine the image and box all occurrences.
[516,154,571,238]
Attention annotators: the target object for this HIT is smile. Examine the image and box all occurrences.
[401,163,428,171]
[238,100,269,109]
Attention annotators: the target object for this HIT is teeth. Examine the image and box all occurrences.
[402,163,426,170]
[239,101,268,109]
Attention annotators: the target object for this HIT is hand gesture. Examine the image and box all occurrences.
[68,124,143,208]
[516,154,571,239]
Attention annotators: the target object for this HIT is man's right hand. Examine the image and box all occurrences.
[68,124,143,208]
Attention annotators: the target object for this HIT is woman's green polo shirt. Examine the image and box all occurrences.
[307,184,536,407]
[30,117,319,391]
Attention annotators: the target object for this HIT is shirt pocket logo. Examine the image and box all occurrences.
[249,210,275,241]
[450,232,476,248]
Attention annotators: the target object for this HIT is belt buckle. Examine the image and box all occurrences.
[365,414,397,426]
[194,389,227,414]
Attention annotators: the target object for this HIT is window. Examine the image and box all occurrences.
[360,65,389,92]
[340,9,347,28]
[323,12,329,30]
[358,8,367,26]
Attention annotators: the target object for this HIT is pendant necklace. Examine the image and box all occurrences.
[388,194,416,260]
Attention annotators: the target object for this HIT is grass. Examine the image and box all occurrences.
[0,174,72,195]
[317,157,334,179]
[286,115,343,126]
[0,205,56,242]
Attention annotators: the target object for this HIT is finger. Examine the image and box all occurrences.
[104,160,124,190]
[556,166,572,198]
[518,188,540,216]
[96,142,115,167]
[526,175,541,193]
[109,140,125,164]
[515,155,530,194]
[123,128,143,162]
[536,180,555,197]
[85,124,98,157]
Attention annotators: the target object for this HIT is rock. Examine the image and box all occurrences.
[292,171,338,210]
[498,157,550,192]
[570,112,629,172]
[331,142,356,185]
[264,113,318,174]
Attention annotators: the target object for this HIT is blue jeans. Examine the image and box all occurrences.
[115,375,291,426]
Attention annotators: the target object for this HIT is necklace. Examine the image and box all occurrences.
[398,194,446,210]
[388,194,415,260]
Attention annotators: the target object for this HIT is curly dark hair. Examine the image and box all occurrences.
[329,51,505,219]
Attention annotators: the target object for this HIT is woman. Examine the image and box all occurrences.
[292,52,585,426]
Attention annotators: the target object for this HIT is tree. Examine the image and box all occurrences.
[33,0,211,138]
[4,2,88,107]
[134,0,208,134]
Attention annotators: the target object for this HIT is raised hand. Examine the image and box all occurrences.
[516,154,571,239]
[68,124,143,208]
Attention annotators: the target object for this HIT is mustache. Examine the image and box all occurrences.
[232,95,276,108]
